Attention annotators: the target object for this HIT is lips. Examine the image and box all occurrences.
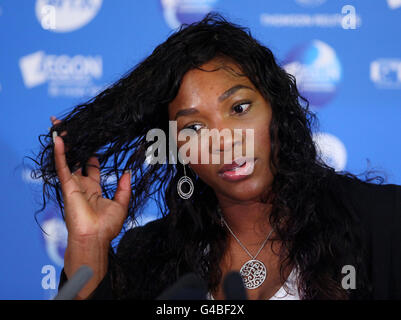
[218,158,247,174]
[218,157,257,182]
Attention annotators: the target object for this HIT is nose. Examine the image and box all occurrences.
[210,127,244,159]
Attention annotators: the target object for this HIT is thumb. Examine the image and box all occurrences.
[113,170,132,211]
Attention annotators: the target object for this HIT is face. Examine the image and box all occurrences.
[168,57,274,206]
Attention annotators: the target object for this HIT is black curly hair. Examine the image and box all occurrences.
[27,12,386,299]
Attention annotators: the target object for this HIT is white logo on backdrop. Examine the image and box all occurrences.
[41,218,68,267]
[313,132,347,172]
[284,40,341,94]
[35,0,102,32]
[370,59,401,89]
[160,0,219,29]
[295,0,326,7]
[19,51,103,97]
[283,40,342,108]
[387,0,401,9]
[260,4,361,28]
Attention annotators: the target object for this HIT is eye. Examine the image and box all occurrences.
[183,123,203,132]
[232,101,252,115]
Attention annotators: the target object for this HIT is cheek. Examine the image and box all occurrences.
[255,124,271,154]
[253,109,272,156]
[236,113,271,164]
[179,132,226,165]
[188,163,217,188]
[176,134,202,164]
[248,115,273,180]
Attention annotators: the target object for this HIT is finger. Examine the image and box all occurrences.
[51,117,61,126]
[53,131,74,188]
[72,167,83,176]
[86,156,101,183]
[113,170,132,211]
[71,168,92,196]
[50,116,67,136]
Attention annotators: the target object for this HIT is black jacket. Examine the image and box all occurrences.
[59,172,401,299]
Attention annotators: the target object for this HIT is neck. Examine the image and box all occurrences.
[218,201,274,245]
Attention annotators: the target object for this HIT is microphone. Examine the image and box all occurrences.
[156,272,208,300]
[53,265,94,300]
[223,271,248,300]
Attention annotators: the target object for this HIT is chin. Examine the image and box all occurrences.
[218,180,268,202]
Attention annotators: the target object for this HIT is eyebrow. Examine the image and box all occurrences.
[174,84,255,120]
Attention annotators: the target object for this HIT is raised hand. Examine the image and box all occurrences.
[50,116,132,299]
[51,116,131,243]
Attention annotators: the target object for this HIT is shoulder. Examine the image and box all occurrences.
[321,171,401,254]
[324,172,401,222]
[321,172,401,298]
[116,215,170,253]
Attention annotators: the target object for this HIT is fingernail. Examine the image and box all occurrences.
[124,169,131,176]
[52,131,58,144]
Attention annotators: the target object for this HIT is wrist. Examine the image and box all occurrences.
[64,235,110,283]
[67,234,110,251]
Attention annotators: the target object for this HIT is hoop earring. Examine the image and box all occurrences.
[177,163,194,200]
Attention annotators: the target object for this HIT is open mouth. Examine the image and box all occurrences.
[218,158,257,181]
[232,161,247,171]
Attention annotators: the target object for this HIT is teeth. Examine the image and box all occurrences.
[227,161,247,172]
[235,159,246,167]
[220,158,253,173]
[232,162,246,171]
[232,158,246,167]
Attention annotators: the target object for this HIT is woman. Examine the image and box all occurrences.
[33,13,401,300]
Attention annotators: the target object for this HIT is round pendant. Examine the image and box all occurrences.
[239,259,267,290]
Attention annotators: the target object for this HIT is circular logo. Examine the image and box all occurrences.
[160,0,219,29]
[313,132,347,171]
[35,0,103,33]
[283,40,342,108]
[40,212,68,267]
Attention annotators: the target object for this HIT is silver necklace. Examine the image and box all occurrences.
[218,206,274,290]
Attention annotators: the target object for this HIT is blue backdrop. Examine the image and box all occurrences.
[0,0,400,299]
